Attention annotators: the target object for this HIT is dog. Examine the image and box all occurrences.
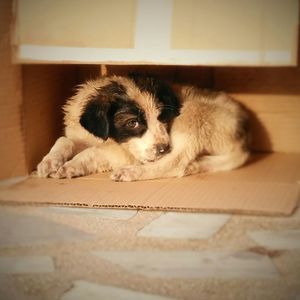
[37,74,250,182]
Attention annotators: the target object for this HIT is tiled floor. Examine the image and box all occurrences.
[0,205,299,300]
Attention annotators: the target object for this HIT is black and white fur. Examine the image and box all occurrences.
[37,74,250,181]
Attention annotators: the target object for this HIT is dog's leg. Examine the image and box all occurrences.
[111,151,190,182]
[52,147,107,179]
[111,132,197,182]
[53,144,134,179]
[184,146,249,176]
[111,144,249,182]
[111,131,197,182]
[37,137,75,177]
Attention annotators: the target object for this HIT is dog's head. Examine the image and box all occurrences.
[79,75,181,163]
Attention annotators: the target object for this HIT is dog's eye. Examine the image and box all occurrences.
[126,119,139,129]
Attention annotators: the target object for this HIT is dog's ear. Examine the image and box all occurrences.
[80,99,110,140]
[156,83,181,123]
[129,73,181,122]
[157,90,181,122]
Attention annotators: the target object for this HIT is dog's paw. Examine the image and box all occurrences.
[51,161,86,179]
[110,165,143,182]
[37,156,64,178]
[184,160,210,176]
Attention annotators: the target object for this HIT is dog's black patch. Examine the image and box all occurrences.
[129,73,181,124]
[97,80,127,98]
[80,76,181,142]
[80,81,147,142]
[235,115,251,151]
[80,98,110,140]
[109,100,147,143]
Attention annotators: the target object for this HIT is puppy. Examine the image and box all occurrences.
[37,74,250,181]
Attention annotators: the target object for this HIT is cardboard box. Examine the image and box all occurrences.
[0,153,299,216]
[14,0,299,66]
[0,0,299,216]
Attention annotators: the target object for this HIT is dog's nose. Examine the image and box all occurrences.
[156,143,170,155]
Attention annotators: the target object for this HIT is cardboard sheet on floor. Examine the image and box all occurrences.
[0,153,299,216]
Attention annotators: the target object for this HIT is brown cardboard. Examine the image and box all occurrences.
[0,154,299,216]
[0,0,78,179]
[17,0,136,48]
[22,65,78,171]
[214,66,300,153]
[172,0,298,54]
[0,0,27,179]
[13,0,299,66]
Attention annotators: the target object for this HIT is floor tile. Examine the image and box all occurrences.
[92,250,279,279]
[247,229,300,250]
[0,277,37,300]
[0,256,54,274]
[46,207,137,219]
[0,211,94,247]
[60,280,174,300]
[138,212,231,239]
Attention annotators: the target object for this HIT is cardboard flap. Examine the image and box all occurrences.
[0,154,299,216]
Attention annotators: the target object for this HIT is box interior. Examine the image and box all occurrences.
[1,0,299,215]
[11,63,300,176]
[1,63,300,216]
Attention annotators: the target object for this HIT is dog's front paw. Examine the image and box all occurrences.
[111,165,143,182]
[51,161,86,179]
[37,156,64,178]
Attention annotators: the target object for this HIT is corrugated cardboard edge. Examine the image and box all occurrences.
[0,199,297,217]
[0,154,299,217]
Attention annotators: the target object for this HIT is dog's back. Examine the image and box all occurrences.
[167,85,250,177]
